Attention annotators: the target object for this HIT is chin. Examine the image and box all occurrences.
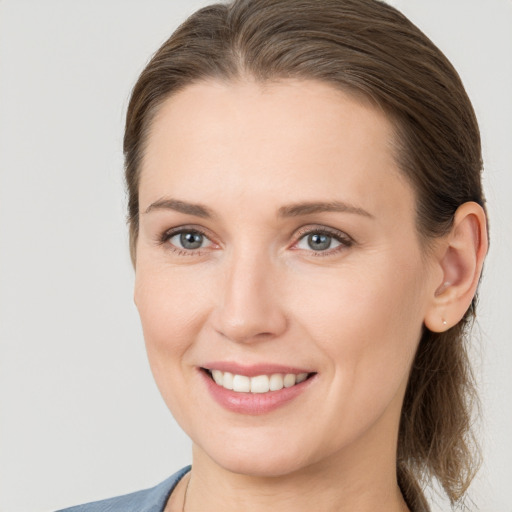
[195,430,324,479]
[218,452,308,478]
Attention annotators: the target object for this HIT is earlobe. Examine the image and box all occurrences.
[424,202,488,333]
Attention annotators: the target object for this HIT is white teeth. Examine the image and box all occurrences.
[208,370,310,393]
[232,374,251,392]
[250,375,270,393]
[269,373,284,391]
[211,370,223,385]
[296,373,308,384]
[283,374,296,388]
[223,372,234,390]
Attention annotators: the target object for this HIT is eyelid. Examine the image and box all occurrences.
[294,224,354,242]
[160,225,207,241]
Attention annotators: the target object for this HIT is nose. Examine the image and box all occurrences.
[211,250,288,344]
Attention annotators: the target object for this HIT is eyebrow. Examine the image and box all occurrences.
[278,201,373,219]
[144,198,214,218]
[143,198,373,219]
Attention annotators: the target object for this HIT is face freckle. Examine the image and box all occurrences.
[134,79,438,478]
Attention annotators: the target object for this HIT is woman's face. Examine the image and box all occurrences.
[135,80,440,477]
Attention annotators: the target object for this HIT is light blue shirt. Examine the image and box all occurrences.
[56,466,191,512]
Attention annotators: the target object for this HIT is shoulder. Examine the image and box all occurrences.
[55,466,191,512]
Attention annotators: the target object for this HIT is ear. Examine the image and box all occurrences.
[424,202,488,333]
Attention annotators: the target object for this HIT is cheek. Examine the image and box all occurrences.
[134,263,213,391]
[290,259,425,403]
[135,261,210,340]
[291,258,424,341]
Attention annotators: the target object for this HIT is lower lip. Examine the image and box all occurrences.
[200,370,315,415]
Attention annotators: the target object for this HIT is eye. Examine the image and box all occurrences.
[296,232,342,252]
[175,231,206,250]
[299,232,338,251]
[294,227,353,254]
[163,228,213,252]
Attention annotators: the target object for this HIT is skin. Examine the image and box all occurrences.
[133,79,487,512]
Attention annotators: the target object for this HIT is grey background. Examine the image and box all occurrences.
[0,1,510,511]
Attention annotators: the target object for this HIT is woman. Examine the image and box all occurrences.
[58,0,488,510]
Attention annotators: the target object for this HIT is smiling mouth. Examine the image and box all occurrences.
[202,368,315,394]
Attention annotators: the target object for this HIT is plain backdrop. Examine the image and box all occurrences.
[0,1,510,511]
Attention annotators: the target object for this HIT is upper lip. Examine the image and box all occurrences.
[201,361,314,377]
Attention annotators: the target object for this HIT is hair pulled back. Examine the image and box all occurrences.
[124,1,486,509]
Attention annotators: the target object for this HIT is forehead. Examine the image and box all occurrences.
[140,79,413,221]
[144,78,394,168]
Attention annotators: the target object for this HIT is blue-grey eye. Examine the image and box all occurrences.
[179,231,204,249]
[307,233,332,251]
[166,230,212,251]
[296,230,344,252]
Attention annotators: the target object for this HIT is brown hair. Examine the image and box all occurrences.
[124,0,486,509]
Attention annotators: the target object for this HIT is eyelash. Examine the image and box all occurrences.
[158,225,354,257]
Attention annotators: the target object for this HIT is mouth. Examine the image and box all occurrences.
[201,368,315,394]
